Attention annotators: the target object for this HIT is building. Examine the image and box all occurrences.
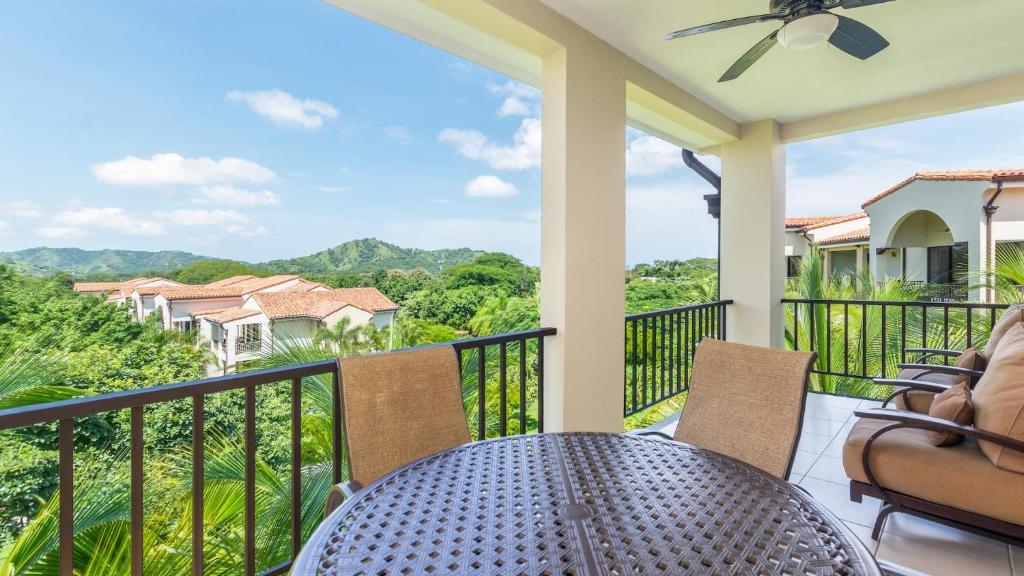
[148,275,307,332]
[788,169,1024,300]
[194,287,399,371]
[73,277,183,305]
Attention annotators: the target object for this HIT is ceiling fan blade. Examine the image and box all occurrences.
[666,13,783,41]
[828,15,889,60]
[840,0,896,8]
[719,30,779,82]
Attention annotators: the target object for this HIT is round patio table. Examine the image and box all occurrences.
[292,433,881,575]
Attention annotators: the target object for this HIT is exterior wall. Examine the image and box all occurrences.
[990,186,1024,243]
[785,230,808,257]
[805,216,869,243]
[271,318,319,349]
[158,296,244,330]
[866,179,989,299]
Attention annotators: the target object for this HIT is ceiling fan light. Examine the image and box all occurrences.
[778,13,839,50]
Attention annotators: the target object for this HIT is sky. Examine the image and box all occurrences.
[1,1,1023,267]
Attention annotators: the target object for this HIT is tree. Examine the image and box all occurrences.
[441,253,538,297]
[173,260,260,284]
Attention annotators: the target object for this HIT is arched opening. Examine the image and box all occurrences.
[883,210,966,297]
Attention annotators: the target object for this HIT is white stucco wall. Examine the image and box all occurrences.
[785,230,807,257]
[806,216,869,243]
[156,296,244,329]
[866,179,990,297]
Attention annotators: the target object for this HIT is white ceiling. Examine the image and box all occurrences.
[538,0,1024,124]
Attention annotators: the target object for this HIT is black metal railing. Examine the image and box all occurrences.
[0,328,554,576]
[623,300,732,417]
[783,298,1009,399]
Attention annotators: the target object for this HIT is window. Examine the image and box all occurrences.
[173,320,195,333]
[927,242,968,285]
[786,256,802,278]
[235,323,262,354]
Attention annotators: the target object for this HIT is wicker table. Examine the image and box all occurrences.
[293,433,881,575]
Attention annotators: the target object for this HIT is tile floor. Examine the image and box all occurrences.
[647,392,1021,576]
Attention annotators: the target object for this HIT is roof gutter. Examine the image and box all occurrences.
[681,148,722,299]
[984,179,1006,303]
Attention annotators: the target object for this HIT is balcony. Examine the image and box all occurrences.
[4,298,1021,574]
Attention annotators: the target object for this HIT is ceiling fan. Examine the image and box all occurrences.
[666,0,894,82]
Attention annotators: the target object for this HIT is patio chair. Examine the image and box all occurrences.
[843,321,1024,542]
[324,345,471,515]
[879,303,1024,413]
[641,339,817,479]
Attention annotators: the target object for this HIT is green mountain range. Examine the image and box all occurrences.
[0,239,485,278]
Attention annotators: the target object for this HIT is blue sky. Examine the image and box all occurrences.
[1,1,1023,267]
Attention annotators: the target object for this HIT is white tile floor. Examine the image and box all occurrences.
[647,392,1020,576]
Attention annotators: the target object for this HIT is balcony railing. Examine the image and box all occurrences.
[235,339,262,355]
[783,298,1009,399]
[0,327,555,576]
[623,300,732,417]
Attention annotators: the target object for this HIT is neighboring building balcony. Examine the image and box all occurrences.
[234,339,262,355]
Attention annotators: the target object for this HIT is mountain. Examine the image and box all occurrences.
[0,239,486,278]
[0,247,210,276]
[264,238,484,275]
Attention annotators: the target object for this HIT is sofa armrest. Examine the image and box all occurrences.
[637,431,674,441]
[854,409,1024,455]
[898,363,983,380]
[905,348,961,362]
[876,380,953,409]
[324,480,363,517]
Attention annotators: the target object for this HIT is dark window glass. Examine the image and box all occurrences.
[787,256,802,278]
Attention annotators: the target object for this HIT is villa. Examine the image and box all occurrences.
[787,169,1024,301]
[72,276,182,306]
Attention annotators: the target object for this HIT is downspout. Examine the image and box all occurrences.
[983,180,1005,302]
[681,149,722,298]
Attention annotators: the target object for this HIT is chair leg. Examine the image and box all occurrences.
[872,502,897,540]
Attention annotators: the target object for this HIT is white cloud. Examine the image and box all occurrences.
[627,183,718,265]
[93,153,276,187]
[225,89,338,129]
[382,125,412,146]
[464,175,519,198]
[227,224,269,237]
[439,118,541,171]
[626,134,682,177]
[316,186,350,193]
[196,185,280,206]
[51,207,166,236]
[35,226,84,239]
[0,219,9,234]
[487,81,540,117]
[154,209,250,227]
[0,200,44,218]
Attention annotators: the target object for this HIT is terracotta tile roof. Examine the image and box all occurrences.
[287,280,329,292]
[206,275,256,287]
[785,216,842,229]
[803,212,868,231]
[74,281,124,293]
[133,285,166,296]
[862,169,1024,208]
[192,306,262,324]
[819,227,871,246]
[225,275,299,292]
[330,288,399,312]
[251,292,351,320]
[157,286,249,300]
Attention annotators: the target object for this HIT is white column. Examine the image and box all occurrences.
[540,46,626,432]
[719,120,786,348]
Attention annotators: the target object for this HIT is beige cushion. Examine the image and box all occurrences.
[674,339,815,479]
[339,346,471,487]
[844,417,1024,526]
[983,304,1024,358]
[926,382,974,447]
[893,368,959,413]
[955,347,988,386]
[973,322,1024,473]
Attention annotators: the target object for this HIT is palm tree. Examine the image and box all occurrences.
[311,317,365,356]
[0,332,82,410]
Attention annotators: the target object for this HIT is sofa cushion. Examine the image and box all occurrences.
[973,322,1024,473]
[983,304,1024,358]
[893,368,959,413]
[844,417,1024,526]
[955,347,988,385]
[926,382,974,446]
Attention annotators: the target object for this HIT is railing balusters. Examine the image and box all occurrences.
[518,340,527,434]
[843,303,849,377]
[943,306,950,364]
[290,377,302,559]
[245,385,257,575]
[131,406,144,576]
[499,343,508,437]
[331,369,342,485]
[59,419,73,576]
[537,335,545,433]
[861,304,868,377]
[192,395,204,576]
[826,303,832,373]
[659,315,666,400]
[881,304,888,379]
[900,305,907,364]
[477,347,486,441]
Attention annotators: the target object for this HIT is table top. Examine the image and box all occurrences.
[293,433,880,576]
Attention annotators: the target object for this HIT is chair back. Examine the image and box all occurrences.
[674,339,816,479]
[339,345,470,487]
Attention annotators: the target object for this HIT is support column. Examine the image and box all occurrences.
[720,120,786,348]
[540,46,626,432]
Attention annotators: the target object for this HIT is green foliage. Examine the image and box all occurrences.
[0,247,208,277]
[263,238,483,275]
[172,259,260,284]
[625,281,685,314]
[0,439,57,544]
[441,253,538,297]
[403,285,496,330]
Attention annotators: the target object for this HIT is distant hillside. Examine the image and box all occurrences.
[264,238,484,275]
[1,239,486,278]
[0,247,210,276]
